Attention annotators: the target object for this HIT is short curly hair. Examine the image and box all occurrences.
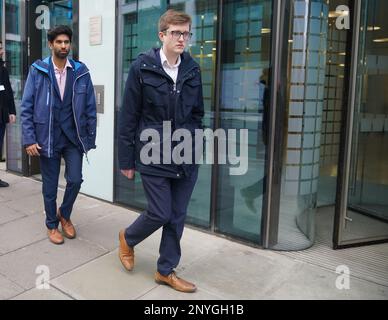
[47,25,73,43]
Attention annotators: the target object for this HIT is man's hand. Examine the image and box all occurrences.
[26,144,42,157]
[121,169,135,180]
[9,114,16,124]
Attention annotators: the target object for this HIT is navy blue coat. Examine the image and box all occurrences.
[21,57,97,158]
[118,48,204,178]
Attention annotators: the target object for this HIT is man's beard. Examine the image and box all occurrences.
[54,49,70,59]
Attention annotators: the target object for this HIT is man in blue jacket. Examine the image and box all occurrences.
[21,25,97,245]
[118,10,204,293]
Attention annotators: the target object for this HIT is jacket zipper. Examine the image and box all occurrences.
[48,82,53,158]
[72,71,90,162]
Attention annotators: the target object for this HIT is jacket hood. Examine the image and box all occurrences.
[32,57,89,75]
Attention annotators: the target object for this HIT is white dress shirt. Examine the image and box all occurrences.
[52,58,73,101]
[160,48,181,84]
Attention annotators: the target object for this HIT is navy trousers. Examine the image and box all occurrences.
[124,169,198,276]
[0,122,6,157]
[40,135,83,230]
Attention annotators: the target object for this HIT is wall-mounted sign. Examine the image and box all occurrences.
[89,16,102,46]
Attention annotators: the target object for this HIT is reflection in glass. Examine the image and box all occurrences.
[5,0,22,173]
[273,0,329,250]
[216,0,272,244]
[115,1,167,212]
[317,0,349,207]
[170,0,217,228]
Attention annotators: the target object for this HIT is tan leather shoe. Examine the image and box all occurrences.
[119,230,134,271]
[47,229,64,245]
[155,271,197,293]
[57,209,76,239]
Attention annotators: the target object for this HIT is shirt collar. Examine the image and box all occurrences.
[160,48,181,69]
[52,58,73,72]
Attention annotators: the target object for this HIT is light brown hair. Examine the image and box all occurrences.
[159,9,192,32]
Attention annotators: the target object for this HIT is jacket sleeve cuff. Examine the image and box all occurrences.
[22,137,36,147]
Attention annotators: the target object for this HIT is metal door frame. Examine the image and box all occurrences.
[333,0,388,249]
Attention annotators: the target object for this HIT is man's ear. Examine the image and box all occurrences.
[158,32,164,43]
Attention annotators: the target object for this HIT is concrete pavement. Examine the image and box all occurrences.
[0,170,387,300]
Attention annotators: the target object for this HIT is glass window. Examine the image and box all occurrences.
[5,0,23,173]
[169,0,217,228]
[342,0,388,241]
[215,0,273,244]
[115,1,167,212]
[317,0,349,207]
[272,0,329,251]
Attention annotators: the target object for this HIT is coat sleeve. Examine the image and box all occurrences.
[118,61,142,170]
[3,67,16,115]
[20,67,37,147]
[86,74,97,150]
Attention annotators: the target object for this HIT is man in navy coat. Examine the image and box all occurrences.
[118,10,204,293]
[21,26,97,245]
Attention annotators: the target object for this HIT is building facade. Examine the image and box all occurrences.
[1,0,388,251]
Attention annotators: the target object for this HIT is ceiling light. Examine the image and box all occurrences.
[329,10,349,18]
[373,38,388,43]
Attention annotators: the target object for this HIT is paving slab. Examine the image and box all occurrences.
[263,262,388,300]
[0,179,42,201]
[77,212,139,251]
[11,286,73,300]
[0,274,25,300]
[0,214,47,255]
[0,238,108,290]
[3,192,48,216]
[173,242,309,300]
[0,205,26,225]
[52,250,159,300]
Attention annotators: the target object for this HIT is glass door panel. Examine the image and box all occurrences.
[215,0,273,244]
[335,0,388,247]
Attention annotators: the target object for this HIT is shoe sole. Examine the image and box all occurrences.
[154,279,197,293]
[62,231,76,240]
[49,239,65,245]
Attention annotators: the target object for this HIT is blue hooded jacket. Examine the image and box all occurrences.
[21,57,97,158]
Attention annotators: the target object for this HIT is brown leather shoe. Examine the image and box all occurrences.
[47,229,64,245]
[57,209,76,239]
[155,271,197,293]
[119,230,134,271]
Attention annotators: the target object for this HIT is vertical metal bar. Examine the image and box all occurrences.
[72,0,79,60]
[333,0,362,248]
[209,0,223,233]
[113,0,121,204]
[262,0,289,248]
[20,0,29,176]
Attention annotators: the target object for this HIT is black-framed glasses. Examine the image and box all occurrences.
[163,30,193,41]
